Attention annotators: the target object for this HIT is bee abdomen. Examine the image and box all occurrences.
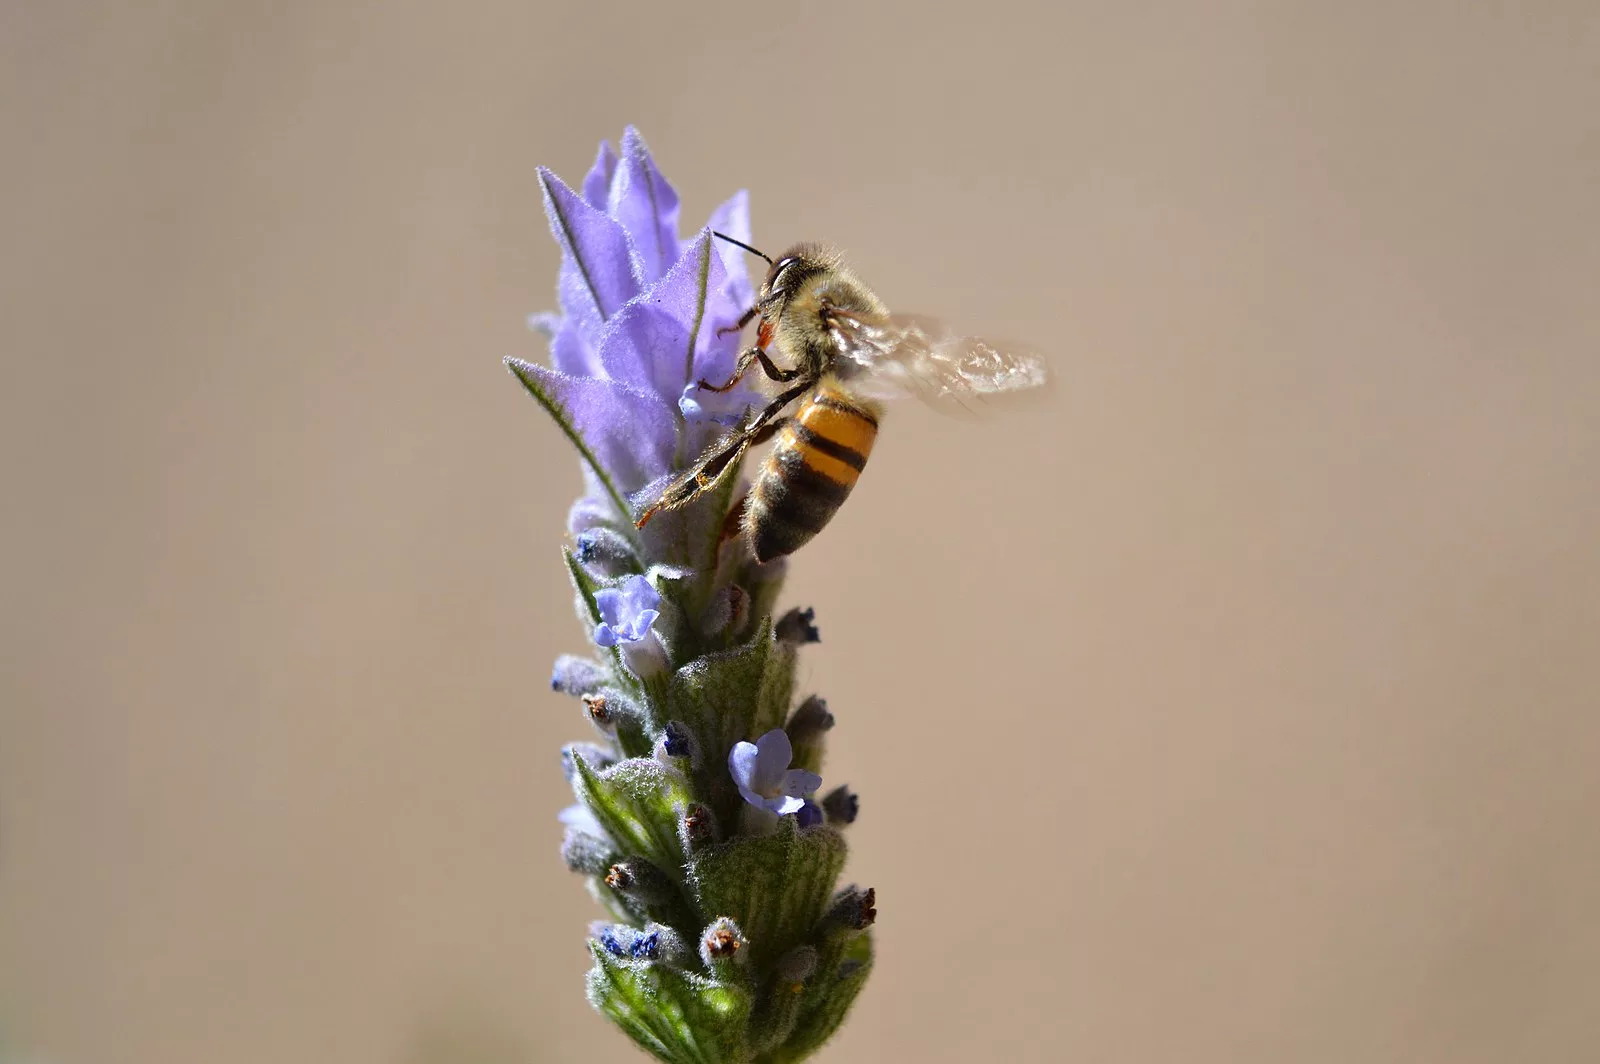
[746,387,878,562]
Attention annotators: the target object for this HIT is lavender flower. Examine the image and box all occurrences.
[593,574,660,647]
[730,729,823,816]
[509,128,872,1063]
[510,127,755,552]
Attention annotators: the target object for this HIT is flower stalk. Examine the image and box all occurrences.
[509,127,873,1063]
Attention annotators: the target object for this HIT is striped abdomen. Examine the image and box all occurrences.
[745,380,879,562]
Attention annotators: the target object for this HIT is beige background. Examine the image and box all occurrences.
[3,2,1598,1062]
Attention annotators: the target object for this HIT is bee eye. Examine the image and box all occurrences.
[767,257,799,293]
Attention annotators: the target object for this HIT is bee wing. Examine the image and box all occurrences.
[831,311,1051,418]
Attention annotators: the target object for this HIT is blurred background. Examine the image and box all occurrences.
[3,2,1598,1061]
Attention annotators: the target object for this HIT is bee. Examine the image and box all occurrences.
[635,233,1050,562]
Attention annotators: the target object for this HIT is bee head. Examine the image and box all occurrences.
[762,254,804,301]
[759,244,830,307]
[710,232,828,311]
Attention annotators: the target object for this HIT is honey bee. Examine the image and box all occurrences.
[635,233,1050,561]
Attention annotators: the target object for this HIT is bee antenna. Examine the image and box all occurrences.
[711,230,774,266]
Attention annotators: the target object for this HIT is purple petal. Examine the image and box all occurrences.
[597,305,692,403]
[674,232,756,392]
[728,740,761,790]
[753,729,793,790]
[598,230,738,402]
[581,139,618,209]
[618,574,661,615]
[771,794,806,816]
[507,360,677,493]
[755,728,793,762]
[593,576,660,644]
[781,768,823,798]
[567,495,614,536]
[680,235,751,388]
[539,168,642,343]
[702,190,756,309]
[621,608,659,641]
[546,319,598,378]
[702,189,751,249]
[609,127,681,283]
[636,228,755,409]
[593,587,623,627]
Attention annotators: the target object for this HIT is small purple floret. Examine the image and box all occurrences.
[728,729,822,816]
[593,575,660,648]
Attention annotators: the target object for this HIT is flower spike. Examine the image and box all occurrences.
[510,129,872,1062]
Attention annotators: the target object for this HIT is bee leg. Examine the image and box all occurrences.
[715,303,761,338]
[747,416,789,445]
[636,434,754,528]
[750,348,802,383]
[739,381,812,437]
[699,346,801,393]
[635,384,811,528]
[698,345,764,393]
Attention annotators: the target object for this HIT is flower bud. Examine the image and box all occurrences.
[581,686,652,749]
[775,606,820,644]
[679,803,719,853]
[550,654,607,696]
[786,695,833,742]
[604,858,677,906]
[574,527,640,578]
[698,917,748,975]
[579,688,634,731]
[560,803,615,875]
[562,830,615,875]
[822,886,876,932]
[560,742,615,782]
[604,857,697,929]
[700,583,750,640]
[626,923,689,964]
[821,785,858,826]
[653,720,698,768]
[592,922,629,958]
[785,695,833,774]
